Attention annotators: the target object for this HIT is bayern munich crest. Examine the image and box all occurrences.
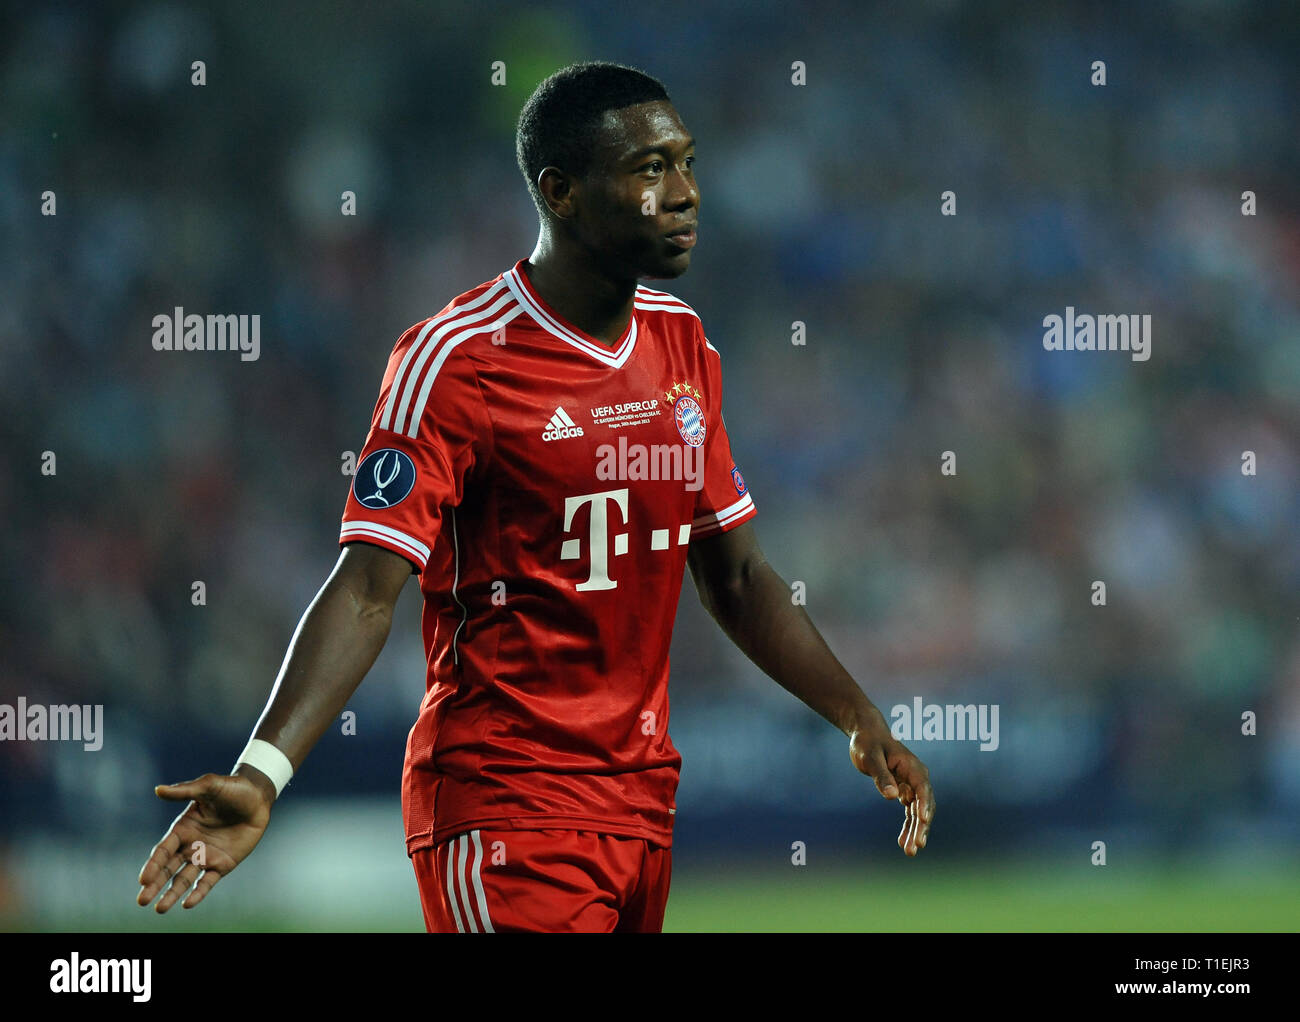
[667,380,706,448]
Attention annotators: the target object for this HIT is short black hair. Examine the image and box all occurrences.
[516,61,671,219]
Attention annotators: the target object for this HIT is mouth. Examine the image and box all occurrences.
[665,225,697,249]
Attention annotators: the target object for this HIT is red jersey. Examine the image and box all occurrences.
[339,258,756,853]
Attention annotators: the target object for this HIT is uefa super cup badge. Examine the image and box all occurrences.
[354,448,417,509]
[665,380,706,448]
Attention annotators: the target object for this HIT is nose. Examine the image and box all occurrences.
[666,162,698,210]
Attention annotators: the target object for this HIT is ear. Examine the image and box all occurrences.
[537,167,576,219]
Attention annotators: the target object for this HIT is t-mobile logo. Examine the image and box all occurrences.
[561,488,630,591]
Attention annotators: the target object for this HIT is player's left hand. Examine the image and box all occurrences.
[849,719,935,856]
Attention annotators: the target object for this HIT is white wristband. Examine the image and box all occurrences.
[235,738,294,798]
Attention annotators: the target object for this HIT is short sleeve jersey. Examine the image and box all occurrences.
[340,258,756,852]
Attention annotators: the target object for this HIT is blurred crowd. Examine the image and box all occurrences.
[2,0,1298,849]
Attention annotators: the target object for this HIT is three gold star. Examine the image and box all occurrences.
[664,381,702,403]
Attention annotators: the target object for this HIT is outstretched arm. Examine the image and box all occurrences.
[136,541,413,911]
[687,522,935,855]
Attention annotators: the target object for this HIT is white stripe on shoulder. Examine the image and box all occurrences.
[633,299,701,320]
[633,286,698,313]
[392,290,519,436]
[382,279,509,432]
[633,287,716,351]
[403,302,523,439]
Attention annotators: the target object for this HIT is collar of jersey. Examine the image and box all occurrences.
[506,259,637,369]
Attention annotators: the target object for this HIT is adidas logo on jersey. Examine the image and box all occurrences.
[542,407,584,442]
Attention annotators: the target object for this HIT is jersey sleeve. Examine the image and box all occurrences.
[690,327,756,539]
[340,318,490,572]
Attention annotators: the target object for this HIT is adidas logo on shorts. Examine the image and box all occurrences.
[542,406,584,442]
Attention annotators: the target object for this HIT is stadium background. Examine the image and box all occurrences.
[1,0,1297,930]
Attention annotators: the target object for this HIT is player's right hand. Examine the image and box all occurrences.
[136,772,272,913]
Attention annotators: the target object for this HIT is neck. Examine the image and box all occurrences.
[524,234,636,349]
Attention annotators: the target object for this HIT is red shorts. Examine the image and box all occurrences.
[411,828,672,933]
